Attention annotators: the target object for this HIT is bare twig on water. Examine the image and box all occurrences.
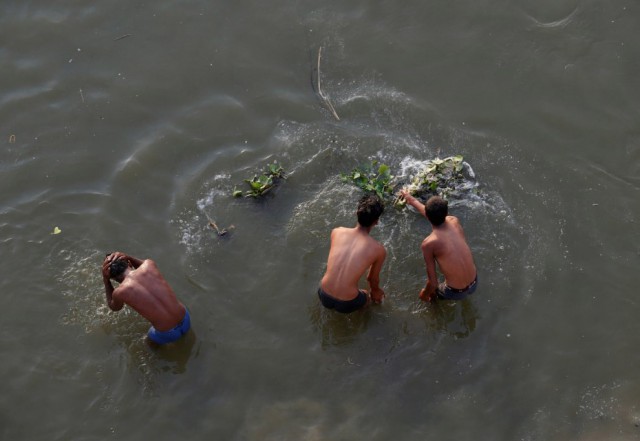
[114,34,132,41]
[207,218,234,237]
[316,47,340,121]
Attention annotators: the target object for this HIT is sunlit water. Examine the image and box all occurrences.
[1,1,640,440]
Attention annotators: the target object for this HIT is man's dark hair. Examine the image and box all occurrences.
[357,194,384,227]
[109,258,129,279]
[425,196,448,226]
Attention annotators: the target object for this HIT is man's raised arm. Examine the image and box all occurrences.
[102,256,124,311]
[124,254,144,269]
[400,190,427,219]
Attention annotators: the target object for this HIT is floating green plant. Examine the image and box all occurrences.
[343,155,472,209]
[233,161,286,198]
[341,160,396,200]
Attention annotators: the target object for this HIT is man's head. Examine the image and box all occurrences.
[109,257,129,282]
[357,194,384,227]
[425,196,448,226]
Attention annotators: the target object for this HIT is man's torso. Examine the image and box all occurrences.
[321,227,382,301]
[115,261,185,331]
[427,216,476,290]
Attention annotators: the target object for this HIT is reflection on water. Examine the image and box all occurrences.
[308,302,373,348]
[415,298,479,340]
[111,327,197,387]
[310,296,479,348]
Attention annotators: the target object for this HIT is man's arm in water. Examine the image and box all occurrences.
[102,256,124,311]
[420,240,439,301]
[367,246,387,303]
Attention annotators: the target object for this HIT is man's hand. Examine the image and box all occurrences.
[102,255,113,281]
[419,287,436,302]
[108,251,126,262]
[102,252,127,280]
[370,287,385,304]
[400,189,427,218]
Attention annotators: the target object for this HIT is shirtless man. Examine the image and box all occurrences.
[318,194,387,313]
[400,191,477,301]
[102,252,190,344]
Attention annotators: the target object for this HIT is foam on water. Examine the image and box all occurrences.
[176,174,233,256]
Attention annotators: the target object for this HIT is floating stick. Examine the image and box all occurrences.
[206,215,234,237]
[316,47,340,121]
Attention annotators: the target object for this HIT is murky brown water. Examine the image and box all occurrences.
[2,1,640,439]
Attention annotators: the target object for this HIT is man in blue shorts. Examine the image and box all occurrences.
[102,252,191,344]
[400,192,478,301]
[318,194,387,313]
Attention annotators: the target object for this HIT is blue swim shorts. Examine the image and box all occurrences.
[147,309,191,345]
[437,275,478,301]
[318,287,368,313]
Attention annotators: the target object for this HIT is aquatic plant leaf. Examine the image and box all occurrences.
[248,180,262,191]
[342,160,396,200]
[257,176,267,186]
[267,162,284,178]
[234,161,287,198]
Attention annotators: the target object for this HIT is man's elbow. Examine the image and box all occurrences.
[108,301,124,312]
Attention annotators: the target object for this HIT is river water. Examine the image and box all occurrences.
[2,1,639,440]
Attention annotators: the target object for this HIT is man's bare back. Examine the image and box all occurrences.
[401,191,477,301]
[320,225,386,302]
[422,215,476,291]
[103,252,186,332]
[318,195,387,313]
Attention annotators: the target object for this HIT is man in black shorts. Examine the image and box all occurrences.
[318,195,387,313]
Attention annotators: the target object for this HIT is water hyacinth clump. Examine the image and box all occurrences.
[233,161,286,198]
[404,155,469,199]
[341,160,396,200]
[342,156,475,210]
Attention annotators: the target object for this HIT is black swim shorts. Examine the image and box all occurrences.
[317,287,367,313]
[437,274,478,301]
